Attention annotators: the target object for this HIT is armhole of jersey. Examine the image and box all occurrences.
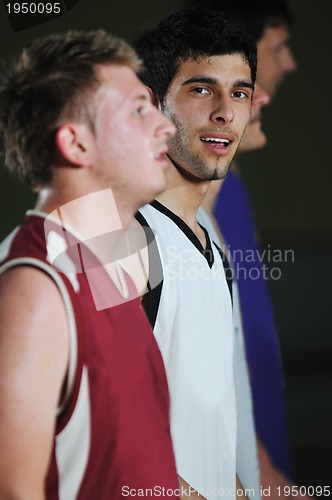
[135,211,163,329]
[0,257,78,416]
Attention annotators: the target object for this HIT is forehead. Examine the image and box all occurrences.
[95,64,149,109]
[259,25,290,50]
[171,53,251,88]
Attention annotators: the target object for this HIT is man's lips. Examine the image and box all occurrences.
[200,132,234,155]
[155,146,169,165]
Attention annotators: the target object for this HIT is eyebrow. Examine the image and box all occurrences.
[234,79,254,91]
[132,93,151,104]
[181,76,254,91]
[136,93,150,101]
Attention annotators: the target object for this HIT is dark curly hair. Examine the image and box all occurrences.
[135,7,257,107]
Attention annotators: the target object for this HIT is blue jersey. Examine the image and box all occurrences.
[214,170,291,478]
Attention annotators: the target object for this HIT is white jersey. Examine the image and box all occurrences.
[198,206,261,499]
[138,201,236,499]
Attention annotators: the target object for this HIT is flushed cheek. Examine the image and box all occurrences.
[169,102,199,126]
[140,135,155,163]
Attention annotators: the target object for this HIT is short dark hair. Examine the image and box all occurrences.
[0,30,141,189]
[135,7,257,106]
[184,0,294,42]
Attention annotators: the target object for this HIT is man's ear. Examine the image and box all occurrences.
[146,85,161,109]
[55,123,94,167]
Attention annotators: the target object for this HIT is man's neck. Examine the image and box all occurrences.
[230,160,240,176]
[201,160,240,215]
[156,162,211,228]
[36,186,126,246]
[154,161,211,247]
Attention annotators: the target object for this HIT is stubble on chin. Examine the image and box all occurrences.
[166,112,231,182]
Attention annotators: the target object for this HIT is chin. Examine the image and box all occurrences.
[213,165,230,181]
[254,134,268,150]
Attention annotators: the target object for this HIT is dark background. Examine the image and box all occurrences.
[0,0,331,489]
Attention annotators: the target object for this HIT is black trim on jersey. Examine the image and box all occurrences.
[150,200,214,268]
[135,211,163,329]
[213,241,233,303]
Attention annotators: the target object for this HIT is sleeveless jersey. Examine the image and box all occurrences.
[0,211,179,500]
[197,206,261,498]
[137,201,236,500]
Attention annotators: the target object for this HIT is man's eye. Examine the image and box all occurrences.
[232,91,248,99]
[135,106,144,115]
[192,87,209,95]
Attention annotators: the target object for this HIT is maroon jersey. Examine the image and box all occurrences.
[0,211,179,499]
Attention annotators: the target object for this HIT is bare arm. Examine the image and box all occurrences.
[236,475,249,500]
[178,475,247,499]
[258,440,311,500]
[0,267,69,499]
[178,476,206,499]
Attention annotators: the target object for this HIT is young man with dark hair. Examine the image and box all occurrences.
[0,30,179,498]
[135,8,257,499]
[186,0,298,491]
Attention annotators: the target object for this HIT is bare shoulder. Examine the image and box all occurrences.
[0,265,69,391]
[0,266,68,364]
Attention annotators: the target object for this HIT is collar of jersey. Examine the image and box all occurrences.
[150,200,214,268]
